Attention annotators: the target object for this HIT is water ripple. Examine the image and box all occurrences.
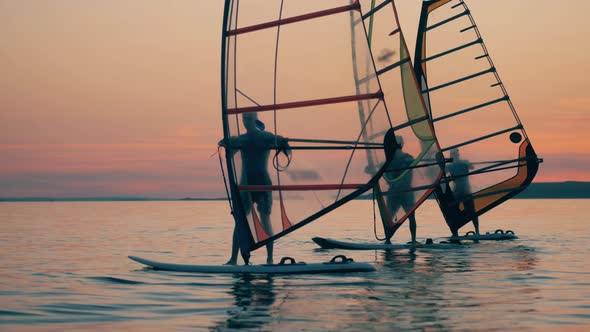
[88,276,145,285]
[1,200,589,331]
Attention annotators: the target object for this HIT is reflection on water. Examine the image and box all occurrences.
[0,200,589,331]
[374,250,449,331]
[215,275,275,331]
[209,240,546,331]
[511,245,539,272]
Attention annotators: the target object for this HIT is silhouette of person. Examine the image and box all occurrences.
[384,136,418,244]
[447,148,479,236]
[223,112,291,265]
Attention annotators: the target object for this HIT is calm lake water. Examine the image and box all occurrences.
[1,200,589,331]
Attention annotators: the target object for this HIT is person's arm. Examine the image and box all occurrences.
[219,136,241,156]
[366,162,383,175]
[277,135,292,156]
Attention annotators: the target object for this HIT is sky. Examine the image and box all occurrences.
[1,0,589,198]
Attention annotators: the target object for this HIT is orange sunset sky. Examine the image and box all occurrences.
[1,0,589,198]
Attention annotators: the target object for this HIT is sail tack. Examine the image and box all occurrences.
[414,0,541,234]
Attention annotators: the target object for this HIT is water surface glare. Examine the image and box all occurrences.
[0,200,589,331]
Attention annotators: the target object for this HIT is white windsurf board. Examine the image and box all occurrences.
[446,231,518,241]
[128,255,375,274]
[312,237,465,250]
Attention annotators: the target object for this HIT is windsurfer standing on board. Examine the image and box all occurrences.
[385,136,418,245]
[447,148,479,236]
[223,112,291,265]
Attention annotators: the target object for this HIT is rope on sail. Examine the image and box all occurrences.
[236,89,261,107]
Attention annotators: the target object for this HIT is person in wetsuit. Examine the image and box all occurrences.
[384,136,418,244]
[224,113,290,265]
[447,148,479,236]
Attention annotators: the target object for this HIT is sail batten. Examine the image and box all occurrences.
[455,163,530,180]
[441,125,523,152]
[422,38,482,63]
[227,91,383,115]
[239,184,365,192]
[426,10,470,31]
[287,138,383,146]
[378,184,440,197]
[358,57,411,84]
[227,2,360,36]
[460,25,476,33]
[423,67,495,93]
[451,2,465,9]
[361,0,393,20]
[262,145,383,150]
[365,114,431,141]
[375,58,411,77]
[431,96,509,123]
[387,160,450,173]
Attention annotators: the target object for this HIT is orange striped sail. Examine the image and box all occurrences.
[414,0,542,235]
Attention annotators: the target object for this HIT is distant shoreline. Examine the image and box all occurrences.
[508,181,590,199]
[1,181,589,202]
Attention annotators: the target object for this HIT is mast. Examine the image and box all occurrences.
[221,0,254,263]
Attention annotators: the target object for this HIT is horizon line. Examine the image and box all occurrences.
[1,181,590,202]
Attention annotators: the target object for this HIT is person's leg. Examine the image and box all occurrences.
[466,199,479,235]
[386,194,401,244]
[265,241,274,265]
[473,215,480,235]
[259,213,273,264]
[226,192,251,265]
[409,212,417,243]
[450,193,464,238]
[225,226,240,265]
[258,192,274,264]
[401,195,417,243]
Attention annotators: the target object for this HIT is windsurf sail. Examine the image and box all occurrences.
[220,1,423,262]
[414,0,541,234]
[351,0,444,241]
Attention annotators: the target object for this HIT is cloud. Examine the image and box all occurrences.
[0,141,225,197]
[287,169,322,181]
[0,169,225,198]
[0,142,213,152]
